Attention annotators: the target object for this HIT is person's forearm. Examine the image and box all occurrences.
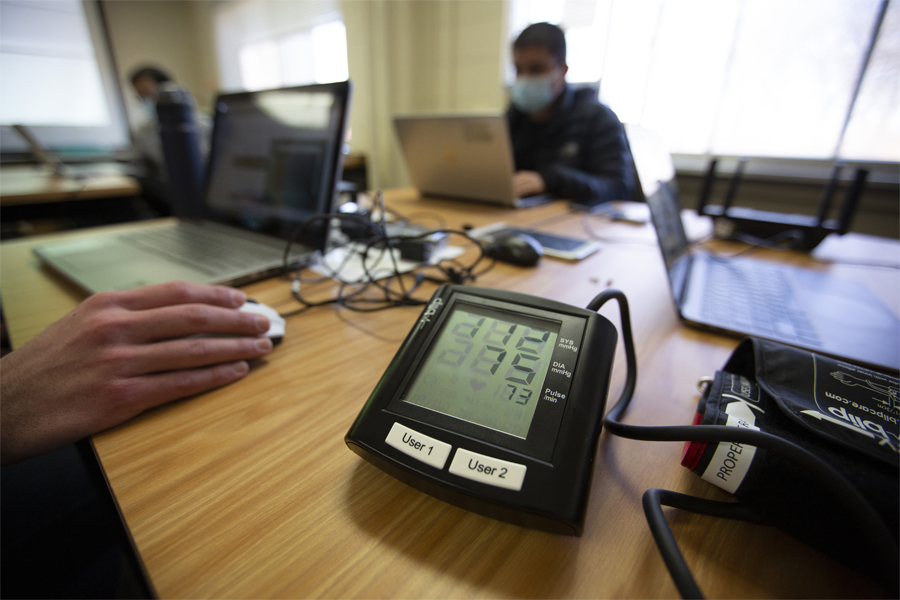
[540,164,630,202]
[0,282,272,467]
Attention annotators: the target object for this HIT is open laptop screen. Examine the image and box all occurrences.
[203,81,352,249]
[646,184,691,304]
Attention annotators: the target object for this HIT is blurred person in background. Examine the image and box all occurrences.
[507,22,633,205]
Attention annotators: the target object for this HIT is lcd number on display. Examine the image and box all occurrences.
[402,306,559,439]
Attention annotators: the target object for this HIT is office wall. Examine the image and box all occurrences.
[101,0,218,127]
[343,0,509,189]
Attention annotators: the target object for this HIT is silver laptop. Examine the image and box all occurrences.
[394,115,551,208]
[646,183,900,372]
[34,81,352,293]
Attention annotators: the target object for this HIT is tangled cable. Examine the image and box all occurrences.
[278,193,491,317]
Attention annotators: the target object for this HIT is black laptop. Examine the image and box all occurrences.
[646,183,900,372]
[34,81,352,293]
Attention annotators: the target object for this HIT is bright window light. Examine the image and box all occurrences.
[238,40,281,91]
[565,26,604,84]
[215,2,348,92]
[312,20,349,84]
[514,0,565,28]
[0,0,110,126]
[839,0,900,162]
[709,0,877,159]
[234,20,348,91]
[279,31,315,86]
[636,0,741,155]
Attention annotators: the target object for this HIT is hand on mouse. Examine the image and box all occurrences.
[513,170,547,198]
[0,281,273,466]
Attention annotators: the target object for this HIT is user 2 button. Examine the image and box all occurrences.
[385,423,452,470]
[449,448,527,491]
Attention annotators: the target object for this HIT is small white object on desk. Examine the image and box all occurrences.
[310,243,465,283]
[239,300,286,344]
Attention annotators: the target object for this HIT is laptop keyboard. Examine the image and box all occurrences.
[119,225,284,276]
[701,258,822,347]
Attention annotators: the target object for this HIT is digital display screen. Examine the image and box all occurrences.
[203,85,347,250]
[206,91,338,221]
[402,303,560,439]
[646,186,691,303]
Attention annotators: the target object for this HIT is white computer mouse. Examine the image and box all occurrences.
[239,300,286,345]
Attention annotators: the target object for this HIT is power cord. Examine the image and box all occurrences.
[587,290,899,599]
[277,193,489,317]
[641,488,767,598]
[383,204,448,229]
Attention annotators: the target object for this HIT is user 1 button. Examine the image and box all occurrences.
[385,423,452,470]
[449,448,527,491]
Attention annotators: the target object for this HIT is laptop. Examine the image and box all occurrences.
[34,81,352,293]
[646,183,900,372]
[394,115,551,208]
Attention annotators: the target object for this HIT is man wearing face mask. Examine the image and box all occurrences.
[508,23,634,205]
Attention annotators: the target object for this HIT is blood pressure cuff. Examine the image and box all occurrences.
[681,337,899,587]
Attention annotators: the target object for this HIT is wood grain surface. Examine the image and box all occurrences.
[1,189,896,598]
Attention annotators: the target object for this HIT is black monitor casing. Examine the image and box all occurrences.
[346,285,618,535]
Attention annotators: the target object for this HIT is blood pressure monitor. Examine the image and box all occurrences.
[345,285,618,535]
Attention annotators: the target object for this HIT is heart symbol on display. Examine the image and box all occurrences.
[470,379,486,391]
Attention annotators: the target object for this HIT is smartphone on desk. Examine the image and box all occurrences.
[572,200,649,224]
[468,222,602,261]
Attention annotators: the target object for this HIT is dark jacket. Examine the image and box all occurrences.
[507,85,634,203]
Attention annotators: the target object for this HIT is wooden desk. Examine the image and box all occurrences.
[0,164,141,206]
[1,189,897,598]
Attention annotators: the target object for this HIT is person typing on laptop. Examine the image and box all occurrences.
[508,22,634,205]
[0,282,273,466]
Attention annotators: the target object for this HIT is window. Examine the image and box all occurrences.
[0,0,130,152]
[214,0,348,93]
[509,0,900,163]
[839,0,900,162]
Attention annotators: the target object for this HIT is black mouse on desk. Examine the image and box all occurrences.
[485,233,543,267]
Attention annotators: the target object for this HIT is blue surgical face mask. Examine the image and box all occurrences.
[510,74,557,115]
